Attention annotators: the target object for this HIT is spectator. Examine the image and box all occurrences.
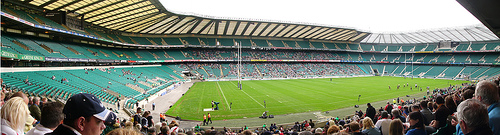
[430,96,451,129]
[1,92,5,108]
[375,111,391,135]
[388,119,404,135]
[29,97,41,122]
[419,101,434,125]
[347,122,363,135]
[26,101,64,135]
[474,80,500,135]
[327,125,340,135]
[10,91,36,132]
[361,117,381,135]
[159,125,170,135]
[406,112,426,135]
[133,107,142,125]
[456,99,493,135]
[141,111,151,132]
[445,96,457,113]
[391,109,405,123]
[365,103,376,121]
[1,97,29,135]
[48,93,116,135]
[385,102,393,114]
[105,128,141,135]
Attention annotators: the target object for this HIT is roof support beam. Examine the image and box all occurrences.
[70,0,104,13]
[168,18,196,34]
[141,15,177,33]
[160,16,184,34]
[99,8,157,27]
[81,0,126,16]
[279,25,299,37]
[115,12,161,30]
[248,23,262,36]
[195,20,214,35]
[86,0,146,21]
[39,0,58,8]
[186,19,203,34]
[53,0,82,11]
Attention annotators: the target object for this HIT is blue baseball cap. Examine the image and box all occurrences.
[63,93,115,122]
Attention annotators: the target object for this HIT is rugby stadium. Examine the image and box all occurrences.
[1,0,500,134]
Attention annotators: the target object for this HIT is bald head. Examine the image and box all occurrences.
[11,91,29,104]
[475,81,500,105]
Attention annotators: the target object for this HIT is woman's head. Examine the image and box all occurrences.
[142,111,151,117]
[362,117,375,130]
[408,112,425,129]
[389,119,404,135]
[0,97,29,132]
[327,125,339,135]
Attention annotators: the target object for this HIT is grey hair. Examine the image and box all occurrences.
[475,81,500,105]
[456,99,489,129]
[33,97,40,103]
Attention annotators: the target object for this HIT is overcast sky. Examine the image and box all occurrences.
[160,0,482,33]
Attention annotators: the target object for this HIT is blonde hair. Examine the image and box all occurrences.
[362,117,375,130]
[1,97,29,132]
[106,128,142,135]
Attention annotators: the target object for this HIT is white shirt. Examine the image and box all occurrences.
[26,124,53,135]
[374,118,392,135]
[170,126,180,134]
[1,119,24,135]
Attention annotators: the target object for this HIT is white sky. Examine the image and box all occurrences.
[160,0,482,33]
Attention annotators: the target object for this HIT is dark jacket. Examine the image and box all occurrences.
[366,106,376,120]
[46,124,78,135]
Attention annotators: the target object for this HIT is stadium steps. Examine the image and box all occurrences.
[475,68,491,80]
[138,81,152,88]
[121,52,132,59]
[63,71,119,97]
[111,51,122,58]
[134,53,143,59]
[12,40,31,51]
[156,67,181,80]
[219,65,224,77]
[149,51,161,60]
[146,38,158,45]
[437,67,449,78]
[125,83,146,93]
[421,67,435,77]
[255,65,263,77]
[399,66,407,75]
[390,66,400,75]
[99,50,110,57]
[454,67,467,79]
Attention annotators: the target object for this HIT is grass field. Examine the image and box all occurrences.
[166,76,468,121]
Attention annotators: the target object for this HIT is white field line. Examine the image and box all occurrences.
[216,82,230,110]
[229,81,265,108]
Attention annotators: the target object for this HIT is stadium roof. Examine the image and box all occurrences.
[15,0,369,42]
[360,25,499,44]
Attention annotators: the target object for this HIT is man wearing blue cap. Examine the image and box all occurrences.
[47,93,116,135]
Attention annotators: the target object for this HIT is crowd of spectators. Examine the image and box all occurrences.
[181,63,365,79]
[187,49,345,61]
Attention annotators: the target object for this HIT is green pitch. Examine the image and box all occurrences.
[166,76,468,121]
